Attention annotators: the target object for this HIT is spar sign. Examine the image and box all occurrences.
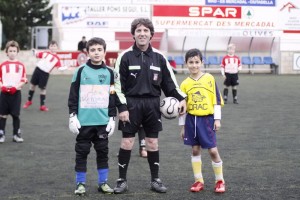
[189,6,241,17]
[154,5,242,18]
[152,5,278,29]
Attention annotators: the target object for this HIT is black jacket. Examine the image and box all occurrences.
[114,44,185,113]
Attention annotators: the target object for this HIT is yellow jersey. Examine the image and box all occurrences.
[180,73,224,116]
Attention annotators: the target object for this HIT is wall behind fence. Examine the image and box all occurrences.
[0,50,299,75]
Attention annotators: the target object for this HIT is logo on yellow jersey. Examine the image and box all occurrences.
[192,91,206,103]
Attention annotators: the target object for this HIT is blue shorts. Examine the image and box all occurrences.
[183,114,217,149]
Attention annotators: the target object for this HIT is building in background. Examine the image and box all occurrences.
[29,0,300,74]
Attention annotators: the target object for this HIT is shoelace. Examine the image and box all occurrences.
[117,181,126,187]
[152,180,163,187]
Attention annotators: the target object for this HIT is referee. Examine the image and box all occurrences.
[113,18,187,194]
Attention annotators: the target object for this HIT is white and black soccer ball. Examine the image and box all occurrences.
[160,97,180,119]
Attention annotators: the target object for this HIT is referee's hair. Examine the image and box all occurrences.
[131,18,155,38]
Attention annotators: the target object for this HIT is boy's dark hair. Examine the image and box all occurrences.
[185,48,203,63]
[5,40,20,53]
[48,40,58,46]
[131,18,154,38]
[86,37,106,52]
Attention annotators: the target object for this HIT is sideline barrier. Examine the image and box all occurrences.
[169,54,278,74]
[172,67,276,74]
[171,54,278,74]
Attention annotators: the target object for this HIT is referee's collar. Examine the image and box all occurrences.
[133,43,152,57]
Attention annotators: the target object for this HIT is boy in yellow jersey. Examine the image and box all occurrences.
[179,48,225,193]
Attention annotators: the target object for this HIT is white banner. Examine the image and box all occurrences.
[51,0,131,5]
[132,0,205,5]
[278,0,300,31]
[58,4,151,27]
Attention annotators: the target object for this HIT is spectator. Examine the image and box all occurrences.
[78,36,87,53]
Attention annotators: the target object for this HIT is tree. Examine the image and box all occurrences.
[0,0,52,49]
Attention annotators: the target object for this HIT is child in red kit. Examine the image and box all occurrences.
[0,40,27,143]
[23,40,68,111]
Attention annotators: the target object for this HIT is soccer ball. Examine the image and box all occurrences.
[160,97,180,119]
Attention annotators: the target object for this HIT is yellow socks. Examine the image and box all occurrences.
[191,155,204,183]
[212,160,224,182]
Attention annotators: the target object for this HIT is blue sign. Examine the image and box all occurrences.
[205,0,275,7]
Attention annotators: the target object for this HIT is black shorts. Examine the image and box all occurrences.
[0,91,21,116]
[224,73,239,87]
[119,97,162,138]
[30,67,50,89]
[75,126,109,171]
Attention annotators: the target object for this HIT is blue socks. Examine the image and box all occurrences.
[76,169,109,184]
[98,168,109,184]
[76,172,86,184]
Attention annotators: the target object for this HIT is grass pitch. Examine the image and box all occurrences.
[0,74,299,200]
